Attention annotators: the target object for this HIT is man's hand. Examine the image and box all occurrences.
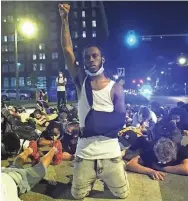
[59,4,70,19]
[183,130,188,136]
[148,170,166,181]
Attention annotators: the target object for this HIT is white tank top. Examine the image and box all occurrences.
[78,78,115,128]
[76,78,121,159]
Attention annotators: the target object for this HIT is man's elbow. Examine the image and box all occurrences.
[63,47,73,55]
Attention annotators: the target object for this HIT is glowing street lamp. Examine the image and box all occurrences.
[161,71,164,74]
[139,79,144,84]
[178,56,187,66]
[21,21,36,37]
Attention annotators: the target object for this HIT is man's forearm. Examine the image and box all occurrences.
[61,17,73,51]
[127,162,153,176]
[163,164,188,175]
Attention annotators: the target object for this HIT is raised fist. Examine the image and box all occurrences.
[59,4,70,18]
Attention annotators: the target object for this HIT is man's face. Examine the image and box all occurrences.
[35,113,41,119]
[83,47,103,73]
[172,115,180,123]
[59,72,63,77]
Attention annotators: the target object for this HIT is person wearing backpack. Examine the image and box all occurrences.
[59,4,129,199]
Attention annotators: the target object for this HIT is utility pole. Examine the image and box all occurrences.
[14,22,19,101]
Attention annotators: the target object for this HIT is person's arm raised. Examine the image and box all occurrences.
[59,4,77,81]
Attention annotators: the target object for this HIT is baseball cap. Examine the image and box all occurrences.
[1,173,21,201]
[119,130,138,148]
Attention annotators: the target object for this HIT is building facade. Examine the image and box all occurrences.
[1,1,109,97]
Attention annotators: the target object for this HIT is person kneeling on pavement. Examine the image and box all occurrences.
[126,137,188,180]
[1,140,62,201]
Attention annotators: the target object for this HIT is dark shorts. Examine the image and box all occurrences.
[10,161,46,192]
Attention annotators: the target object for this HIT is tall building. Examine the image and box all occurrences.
[1,1,109,97]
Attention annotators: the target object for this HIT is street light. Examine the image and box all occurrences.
[15,20,36,100]
[178,56,187,66]
[132,79,136,84]
[161,71,164,74]
[147,77,151,81]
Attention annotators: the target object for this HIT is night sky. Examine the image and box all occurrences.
[102,1,188,81]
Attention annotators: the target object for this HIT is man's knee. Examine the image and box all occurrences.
[117,188,130,199]
[71,186,89,200]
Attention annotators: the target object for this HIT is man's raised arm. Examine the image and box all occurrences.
[59,4,77,80]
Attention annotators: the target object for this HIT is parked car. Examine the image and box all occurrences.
[1,89,31,100]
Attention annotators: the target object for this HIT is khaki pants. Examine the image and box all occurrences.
[71,156,130,200]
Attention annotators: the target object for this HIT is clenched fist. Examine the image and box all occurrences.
[59,3,70,18]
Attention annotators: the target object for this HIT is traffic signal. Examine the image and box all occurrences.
[125,30,139,47]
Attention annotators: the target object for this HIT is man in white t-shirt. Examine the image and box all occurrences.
[56,70,67,108]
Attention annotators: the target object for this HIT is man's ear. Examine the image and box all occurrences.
[102,57,105,64]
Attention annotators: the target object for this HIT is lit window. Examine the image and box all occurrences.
[26,77,31,86]
[2,64,9,73]
[37,77,47,88]
[52,52,58,59]
[33,54,37,60]
[39,53,46,60]
[82,11,85,18]
[33,63,37,71]
[82,31,86,38]
[3,16,6,22]
[10,77,16,87]
[39,43,45,50]
[4,36,8,42]
[92,30,96,38]
[2,45,8,52]
[82,21,86,28]
[92,9,96,17]
[19,77,24,87]
[92,20,96,27]
[39,63,45,71]
[3,78,9,88]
